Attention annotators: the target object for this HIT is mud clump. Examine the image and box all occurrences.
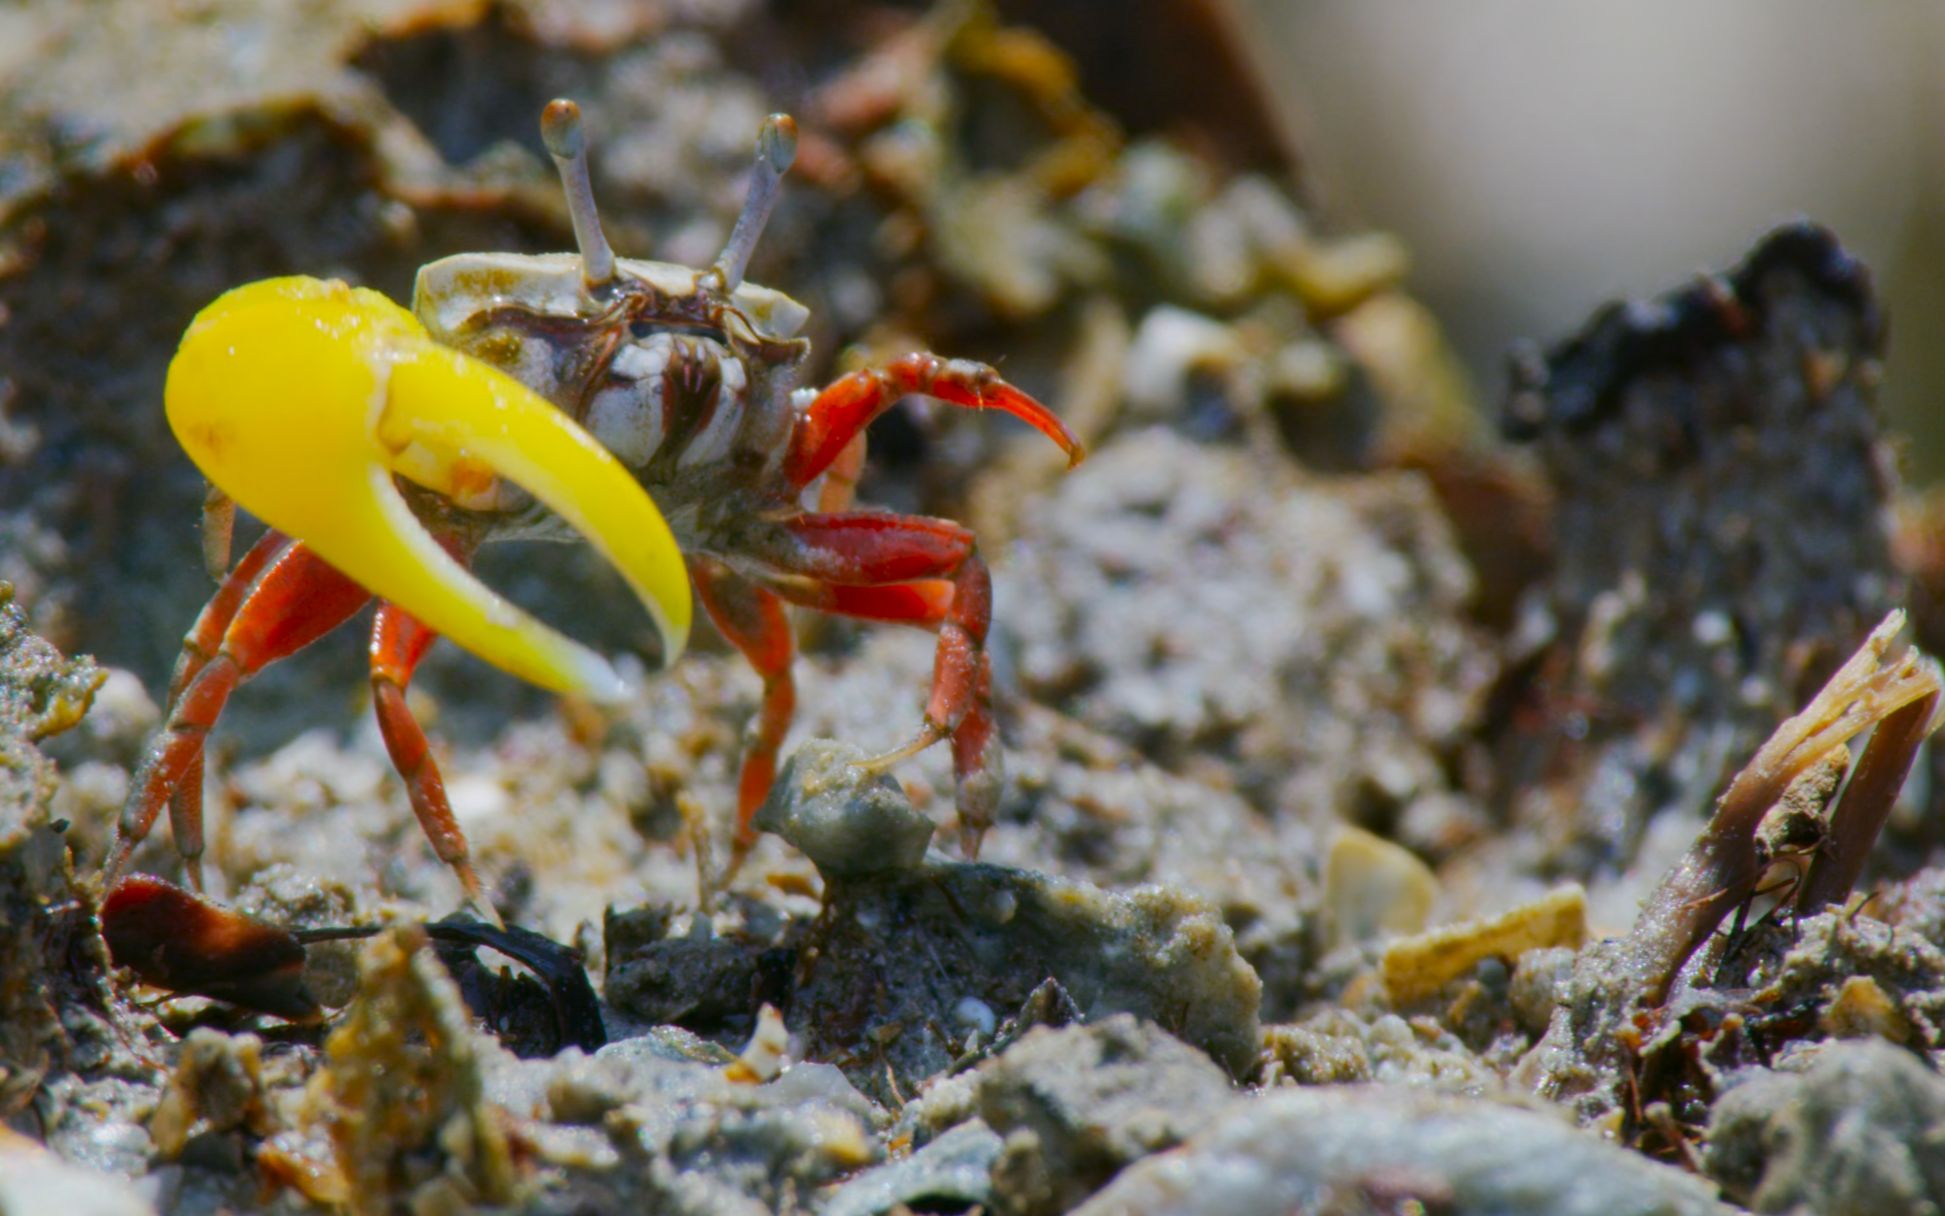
[820,1121,1001,1216]
[501,1029,884,1213]
[315,925,521,1212]
[0,584,106,1115]
[145,1027,290,1180]
[752,740,1262,1100]
[1705,1039,1945,1214]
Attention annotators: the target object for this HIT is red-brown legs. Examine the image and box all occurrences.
[113,530,497,917]
[785,353,1084,490]
[739,356,1077,859]
[812,434,868,513]
[370,600,498,922]
[861,553,1001,859]
[692,557,797,864]
[109,538,372,892]
[158,528,291,888]
[748,511,1004,856]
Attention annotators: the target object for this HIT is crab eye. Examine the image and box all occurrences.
[629,319,656,339]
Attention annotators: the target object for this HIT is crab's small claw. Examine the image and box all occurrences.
[102,874,322,1022]
[166,276,691,700]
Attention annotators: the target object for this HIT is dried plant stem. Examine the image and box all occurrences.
[1625,610,1942,1003]
[1796,689,1939,914]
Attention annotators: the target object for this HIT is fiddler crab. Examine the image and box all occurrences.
[102,99,1082,920]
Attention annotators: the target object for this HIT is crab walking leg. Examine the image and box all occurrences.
[159,529,294,879]
[167,530,293,704]
[110,543,372,891]
[200,484,237,582]
[813,433,869,513]
[764,579,954,626]
[369,599,496,920]
[751,513,1004,855]
[784,353,1084,491]
[692,558,798,859]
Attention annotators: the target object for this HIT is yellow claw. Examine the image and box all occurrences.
[165,276,691,701]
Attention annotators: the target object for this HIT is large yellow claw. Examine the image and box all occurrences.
[165,276,690,701]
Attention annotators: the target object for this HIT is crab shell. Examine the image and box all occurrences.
[410,253,815,542]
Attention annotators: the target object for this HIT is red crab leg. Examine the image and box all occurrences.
[813,434,869,513]
[159,528,293,876]
[750,513,1002,856]
[765,579,954,626]
[166,529,292,703]
[109,542,372,892]
[784,353,1083,491]
[369,599,496,918]
[692,558,797,861]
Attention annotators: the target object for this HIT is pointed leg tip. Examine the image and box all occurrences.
[456,891,506,931]
[855,727,941,774]
[957,825,985,860]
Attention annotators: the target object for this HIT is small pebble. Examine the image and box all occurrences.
[953,996,997,1037]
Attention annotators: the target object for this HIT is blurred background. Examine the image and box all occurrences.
[1239,0,1945,472]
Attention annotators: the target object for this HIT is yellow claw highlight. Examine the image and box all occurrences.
[165,276,691,701]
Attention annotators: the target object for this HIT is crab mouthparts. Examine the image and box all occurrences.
[165,276,691,701]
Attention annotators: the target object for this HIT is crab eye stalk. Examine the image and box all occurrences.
[707,113,798,294]
[541,99,618,292]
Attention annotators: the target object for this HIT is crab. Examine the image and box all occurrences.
[103,100,1081,913]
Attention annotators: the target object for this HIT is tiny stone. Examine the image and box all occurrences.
[953,997,997,1037]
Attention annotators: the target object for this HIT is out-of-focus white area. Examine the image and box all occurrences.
[1238,2,1945,472]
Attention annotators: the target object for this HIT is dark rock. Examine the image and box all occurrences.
[1493,223,1897,880]
[748,734,1262,1103]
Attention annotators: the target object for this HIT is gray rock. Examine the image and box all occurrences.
[1074,1087,1733,1216]
[820,1121,1003,1216]
[1705,1040,1945,1215]
[732,732,1266,1103]
[753,740,934,878]
[0,1136,154,1216]
[483,1031,888,1213]
[794,853,1262,1102]
[973,1015,1238,1216]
